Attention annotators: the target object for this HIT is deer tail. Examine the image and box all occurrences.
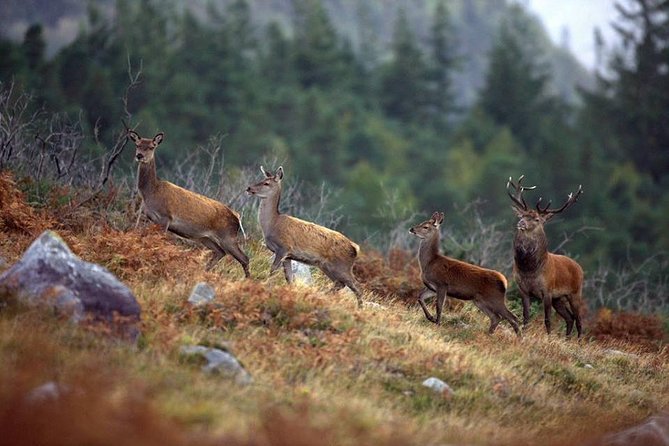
[238,211,247,242]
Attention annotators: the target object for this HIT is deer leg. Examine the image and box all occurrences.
[473,300,501,335]
[219,238,250,278]
[418,288,437,323]
[134,202,144,229]
[552,297,574,338]
[283,259,293,284]
[434,287,448,325]
[498,306,521,337]
[329,281,345,293]
[566,293,583,338]
[345,279,364,308]
[152,214,172,233]
[322,264,363,308]
[269,249,286,275]
[200,238,226,271]
[543,297,553,335]
[519,288,531,327]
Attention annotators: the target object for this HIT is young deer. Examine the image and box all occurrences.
[409,212,520,336]
[129,130,250,277]
[507,176,585,337]
[246,166,363,307]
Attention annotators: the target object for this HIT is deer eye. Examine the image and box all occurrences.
[263,181,270,186]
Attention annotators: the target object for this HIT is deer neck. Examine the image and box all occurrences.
[137,158,159,197]
[418,231,441,268]
[514,228,548,273]
[258,187,281,236]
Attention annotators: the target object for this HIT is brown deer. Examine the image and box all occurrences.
[507,176,585,337]
[246,166,364,307]
[409,212,520,336]
[128,130,250,277]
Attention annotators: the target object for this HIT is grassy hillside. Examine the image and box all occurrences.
[0,171,667,445]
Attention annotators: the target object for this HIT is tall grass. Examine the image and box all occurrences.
[1,81,668,445]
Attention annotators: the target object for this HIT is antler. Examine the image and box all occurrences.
[506,175,536,211]
[535,184,583,217]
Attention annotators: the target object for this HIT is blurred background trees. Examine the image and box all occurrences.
[0,0,667,284]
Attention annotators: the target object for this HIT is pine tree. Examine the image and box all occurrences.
[589,0,669,183]
[477,5,553,153]
[292,0,350,89]
[379,8,430,123]
[22,24,45,71]
[426,0,458,131]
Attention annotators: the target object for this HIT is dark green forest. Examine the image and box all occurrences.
[1,0,668,309]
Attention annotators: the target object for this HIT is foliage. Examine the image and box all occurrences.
[589,308,667,349]
[1,173,668,445]
[0,0,668,303]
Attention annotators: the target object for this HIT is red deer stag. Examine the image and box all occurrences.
[507,176,585,337]
[129,130,250,277]
[409,212,520,336]
[246,166,364,307]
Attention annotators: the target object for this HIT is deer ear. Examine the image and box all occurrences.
[512,206,524,218]
[431,212,442,226]
[128,130,140,143]
[153,133,164,146]
[437,212,445,225]
[260,166,271,178]
[276,166,284,180]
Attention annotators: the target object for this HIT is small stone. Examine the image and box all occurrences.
[188,282,216,306]
[25,381,69,403]
[584,363,594,369]
[291,261,312,284]
[422,377,454,397]
[181,345,252,385]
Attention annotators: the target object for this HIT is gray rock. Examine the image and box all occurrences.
[291,261,313,284]
[180,345,252,385]
[598,412,669,446]
[0,231,141,339]
[188,282,216,306]
[25,381,70,403]
[422,377,454,396]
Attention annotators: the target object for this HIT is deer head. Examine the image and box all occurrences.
[507,175,583,233]
[409,212,444,239]
[128,131,164,164]
[246,166,284,198]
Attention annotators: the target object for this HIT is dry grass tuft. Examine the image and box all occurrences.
[589,308,667,349]
[355,248,422,304]
[1,172,668,446]
[0,171,54,238]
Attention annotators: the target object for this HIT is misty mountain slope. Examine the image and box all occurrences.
[1,0,592,104]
